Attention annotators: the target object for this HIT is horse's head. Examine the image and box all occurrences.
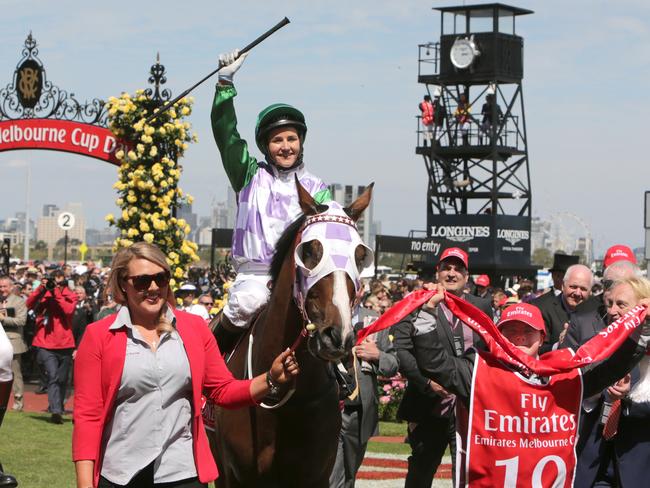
[294,179,374,361]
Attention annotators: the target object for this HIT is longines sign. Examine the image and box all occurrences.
[376,215,532,271]
[0,119,124,165]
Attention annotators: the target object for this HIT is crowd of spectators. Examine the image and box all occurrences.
[0,258,238,419]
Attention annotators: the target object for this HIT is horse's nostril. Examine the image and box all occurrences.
[323,327,342,347]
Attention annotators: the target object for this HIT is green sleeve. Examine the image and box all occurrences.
[210,84,259,192]
[314,188,332,204]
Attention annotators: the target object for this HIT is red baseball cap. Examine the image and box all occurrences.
[603,244,636,269]
[475,275,490,287]
[438,247,468,268]
[497,303,546,337]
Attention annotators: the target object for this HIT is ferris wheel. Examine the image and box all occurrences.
[548,212,592,262]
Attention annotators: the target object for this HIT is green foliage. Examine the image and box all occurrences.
[377,375,406,422]
[531,247,553,268]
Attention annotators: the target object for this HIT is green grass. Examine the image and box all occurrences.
[0,416,412,486]
[0,411,76,488]
[366,421,410,455]
[378,420,407,437]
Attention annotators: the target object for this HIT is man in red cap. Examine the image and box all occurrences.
[474,274,490,299]
[412,285,650,487]
[603,244,637,269]
[392,247,492,487]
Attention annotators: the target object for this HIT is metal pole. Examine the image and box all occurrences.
[210,228,217,272]
[64,231,68,265]
[23,161,30,262]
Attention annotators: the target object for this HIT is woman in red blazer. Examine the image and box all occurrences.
[73,242,298,488]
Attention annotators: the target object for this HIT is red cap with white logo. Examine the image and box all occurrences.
[497,303,546,337]
[438,247,469,268]
[603,244,636,269]
[475,274,490,287]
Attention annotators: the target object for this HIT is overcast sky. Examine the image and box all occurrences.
[0,0,648,257]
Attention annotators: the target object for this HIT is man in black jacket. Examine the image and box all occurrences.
[532,263,592,353]
[392,247,492,487]
[561,255,641,488]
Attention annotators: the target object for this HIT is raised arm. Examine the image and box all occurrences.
[210,84,259,192]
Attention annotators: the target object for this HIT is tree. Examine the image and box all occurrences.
[104,90,199,287]
[531,248,553,268]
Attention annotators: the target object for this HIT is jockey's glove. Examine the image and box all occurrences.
[218,49,248,84]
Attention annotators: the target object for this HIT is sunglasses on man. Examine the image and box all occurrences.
[200,300,214,306]
[126,272,171,292]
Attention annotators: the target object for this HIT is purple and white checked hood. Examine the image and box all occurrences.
[294,201,374,295]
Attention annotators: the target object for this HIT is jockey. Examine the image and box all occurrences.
[210,49,331,354]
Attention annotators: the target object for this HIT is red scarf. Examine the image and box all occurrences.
[356,290,647,375]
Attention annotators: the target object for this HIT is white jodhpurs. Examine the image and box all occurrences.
[223,270,272,329]
[0,324,14,382]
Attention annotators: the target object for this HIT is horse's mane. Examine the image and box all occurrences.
[270,213,307,284]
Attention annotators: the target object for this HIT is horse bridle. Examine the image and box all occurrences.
[289,212,364,354]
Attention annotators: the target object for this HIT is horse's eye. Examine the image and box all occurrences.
[300,240,323,270]
[354,245,369,271]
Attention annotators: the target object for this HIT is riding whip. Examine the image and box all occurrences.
[145,17,290,124]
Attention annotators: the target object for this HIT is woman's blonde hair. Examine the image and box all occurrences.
[612,276,650,302]
[105,242,175,334]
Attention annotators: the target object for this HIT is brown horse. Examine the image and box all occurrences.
[208,181,373,488]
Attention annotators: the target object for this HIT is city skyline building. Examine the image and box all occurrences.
[328,183,377,247]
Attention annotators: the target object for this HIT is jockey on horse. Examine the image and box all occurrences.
[210,49,331,354]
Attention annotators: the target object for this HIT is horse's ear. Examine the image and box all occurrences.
[295,175,324,216]
[344,182,374,222]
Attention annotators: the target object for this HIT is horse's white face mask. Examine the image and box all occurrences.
[294,202,374,306]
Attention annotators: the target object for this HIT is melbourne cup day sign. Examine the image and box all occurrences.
[0,33,125,165]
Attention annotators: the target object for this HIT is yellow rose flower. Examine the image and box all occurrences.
[128,151,137,161]
[127,195,137,203]
[115,150,125,160]
[122,209,130,221]
[149,146,158,157]
[181,106,190,116]
[140,222,150,232]
[104,213,115,222]
[143,233,154,243]
[174,267,183,278]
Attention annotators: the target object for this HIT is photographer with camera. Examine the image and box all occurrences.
[0,276,27,412]
[26,268,77,424]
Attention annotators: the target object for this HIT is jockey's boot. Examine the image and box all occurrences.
[0,463,17,488]
[0,381,17,488]
[214,315,244,357]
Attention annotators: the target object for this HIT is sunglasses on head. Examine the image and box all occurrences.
[126,272,170,292]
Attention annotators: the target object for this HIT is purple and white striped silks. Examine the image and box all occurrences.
[231,162,329,270]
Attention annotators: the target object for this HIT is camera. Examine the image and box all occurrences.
[5,307,15,318]
[45,277,56,291]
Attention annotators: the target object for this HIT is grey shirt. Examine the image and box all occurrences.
[100,306,197,484]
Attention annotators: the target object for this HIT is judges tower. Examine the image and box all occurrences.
[417,3,535,276]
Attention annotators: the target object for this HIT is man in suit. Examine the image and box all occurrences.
[392,247,492,487]
[532,263,592,352]
[329,311,399,488]
[560,247,642,488]
[0,276,27,412]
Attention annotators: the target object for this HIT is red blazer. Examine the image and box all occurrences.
[72,309,254,487]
